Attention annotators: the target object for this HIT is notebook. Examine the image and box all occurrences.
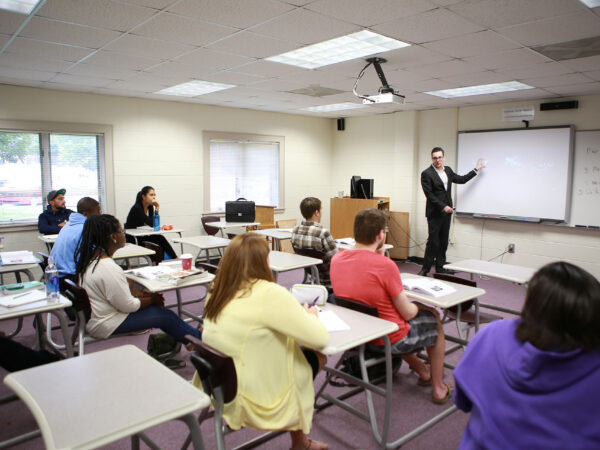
[0,289,47,308]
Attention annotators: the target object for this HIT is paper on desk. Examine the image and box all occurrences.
[0,251,38,265]
[126,265,205,284]
[0,289,47,307]
[403,278,456,298]
[136,225,153,230]
[319,310,350,332]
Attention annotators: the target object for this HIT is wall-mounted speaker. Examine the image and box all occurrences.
[337,118,345,131]
[540,100,579,111]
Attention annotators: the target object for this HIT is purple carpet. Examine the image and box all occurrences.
[0,261,527,449]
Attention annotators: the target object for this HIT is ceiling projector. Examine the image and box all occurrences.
[354,57,405,105]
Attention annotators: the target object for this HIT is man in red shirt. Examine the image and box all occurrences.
[330,208,452,404]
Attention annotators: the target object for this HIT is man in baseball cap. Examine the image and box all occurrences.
[38,189,74,235]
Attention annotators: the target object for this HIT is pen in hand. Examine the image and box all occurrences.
[309,296,320,307]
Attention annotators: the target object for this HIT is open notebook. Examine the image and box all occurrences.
[0,289,47,308]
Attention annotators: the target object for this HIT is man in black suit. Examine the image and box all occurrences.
[419,147,484,276]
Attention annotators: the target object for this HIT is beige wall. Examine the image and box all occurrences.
[0,84,333,258]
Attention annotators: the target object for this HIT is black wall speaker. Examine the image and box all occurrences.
[540,100,579,111]
[337,118,345,131]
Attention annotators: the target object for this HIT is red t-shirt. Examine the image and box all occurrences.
[330,249,409,345]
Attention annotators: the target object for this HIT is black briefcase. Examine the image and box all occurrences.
[225,198,255,222]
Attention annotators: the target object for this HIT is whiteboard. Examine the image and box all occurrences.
[569,130,600,227]
[455,127,573,222]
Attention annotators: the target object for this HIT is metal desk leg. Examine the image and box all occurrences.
[310,265,320,285]
[272,270,278,283]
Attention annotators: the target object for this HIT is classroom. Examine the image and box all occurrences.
[1,0,600,449]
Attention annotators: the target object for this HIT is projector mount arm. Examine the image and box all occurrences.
[353,57,397,102]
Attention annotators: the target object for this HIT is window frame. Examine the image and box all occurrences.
[0,119,114,230]
[203,131,285,214]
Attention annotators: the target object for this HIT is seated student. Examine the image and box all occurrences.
[197,233,329,450]
[124,185,177,259]
[75,214,200,344]
[330,208,451,404]
[50,197,101,282]
[291,197,337,284]
[38,188,74,235]
[453,261,600,449]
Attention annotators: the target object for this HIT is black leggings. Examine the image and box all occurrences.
[127,234,177,259]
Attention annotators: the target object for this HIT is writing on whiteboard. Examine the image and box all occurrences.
[577,146,600,197]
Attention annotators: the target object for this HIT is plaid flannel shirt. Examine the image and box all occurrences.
[291,221,337,260]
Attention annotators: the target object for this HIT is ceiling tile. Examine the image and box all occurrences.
[423,30,521,58]
[38,81,97,93]
[232,60,306,77]
[104,34,195,60]
[0,65,57,81]
[51,73,117,87]
[4,37,93,62]
[143,61,214,78]
[497,13,600,47]
[372,8,485,44]
[132,12,236,46]
[83,49,162,70]
[305,0,436,27]
[464,48,550,70]
[0,52,72,72]
[407,59,485,78]
[249,8,359,44]
[449,0,583,29]
[66,62,140,80]
[19,17,123,48]
[117,0,173,9]
[546,82,600,95]
[197,71,268,85]
[560,54,600,71]
[0,10,26,35]
[168,0,295,29]
[494,61,574,79]
[37,0,157,32]
[440,70,512,86]
[583,70,600,81]
[106,74,177,92]
[489,87,557,100]
[520,72,593,88]
[174,48,255,71]
[206,31,300,58]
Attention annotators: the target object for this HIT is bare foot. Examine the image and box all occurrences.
[432,382,453,404]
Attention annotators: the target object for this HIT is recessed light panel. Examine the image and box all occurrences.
[302,103,366,112]
[0,0,41,14]
[425,81,534,99]
[578,0,600,7]
[267,30,410,69]
[155,80,236,97]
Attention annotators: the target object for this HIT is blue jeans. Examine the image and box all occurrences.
[114,306,201,344]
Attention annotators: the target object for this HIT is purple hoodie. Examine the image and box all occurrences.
[453,319,600,449]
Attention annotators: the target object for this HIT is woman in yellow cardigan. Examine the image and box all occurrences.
[200,232,329,450]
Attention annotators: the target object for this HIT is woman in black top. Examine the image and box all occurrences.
[125,186,177,259]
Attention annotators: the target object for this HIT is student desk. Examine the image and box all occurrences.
[268,250,322,284]
[112,243,155,267]
[125,227,185,253]
[4,345,209,450]
[443,259,535,315]
[315,304,456,449]
[126,271,214,323]
[208,221,260,237]
[173,235,231,262]
[37,234,58,252]
[0,261,39,284]
[253,228,291,251]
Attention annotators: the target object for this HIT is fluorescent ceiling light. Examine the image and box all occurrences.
[425,81,534,99]
[155,80,236,97]
[0,0,42,14]
[266,30,410,69]
[302,102,366,112]
[577,0,600,7]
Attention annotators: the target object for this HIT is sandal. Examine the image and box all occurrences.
[290,439,328,450]
[432,382,453,405]
[417,376,432,387]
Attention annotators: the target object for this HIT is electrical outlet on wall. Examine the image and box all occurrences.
[508,243,515,253]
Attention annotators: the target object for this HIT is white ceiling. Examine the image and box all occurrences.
[0,0,599,117]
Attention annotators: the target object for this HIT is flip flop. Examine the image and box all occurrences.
[432,382,453,405]
[417,376,432,387]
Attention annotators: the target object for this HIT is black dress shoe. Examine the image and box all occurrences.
[436,268,456,275]
[418,268,429,276]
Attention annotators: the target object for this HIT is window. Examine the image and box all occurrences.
[204,132,284,212]
[0,125,109,226]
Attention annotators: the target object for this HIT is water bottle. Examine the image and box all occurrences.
[45,256,60,303]
[153,210,160,231]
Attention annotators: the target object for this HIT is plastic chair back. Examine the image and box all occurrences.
[202,216,220,236]
[142,241,163,265]
[334,296,379,317]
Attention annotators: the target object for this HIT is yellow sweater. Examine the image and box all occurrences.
[196,279,329,434]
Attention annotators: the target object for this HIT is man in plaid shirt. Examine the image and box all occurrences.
[291,197,337,285]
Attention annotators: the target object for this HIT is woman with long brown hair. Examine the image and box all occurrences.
[198,233,329,450]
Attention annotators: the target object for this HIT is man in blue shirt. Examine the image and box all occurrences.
[50,197,101,280]
[38,189,74,235]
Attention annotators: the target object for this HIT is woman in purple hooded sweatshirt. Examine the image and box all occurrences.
[453,261,600,449]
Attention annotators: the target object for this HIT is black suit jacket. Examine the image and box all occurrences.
[421,165,477,218]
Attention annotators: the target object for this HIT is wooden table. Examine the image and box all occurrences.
[4,345,209,450]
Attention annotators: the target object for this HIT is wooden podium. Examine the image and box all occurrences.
[330,197,409,260]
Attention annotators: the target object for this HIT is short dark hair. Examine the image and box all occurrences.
[300,197,321,219]
[354,208,386,245]
[431,147,444,156]
[516,261,600,352]
[77,197,100,214]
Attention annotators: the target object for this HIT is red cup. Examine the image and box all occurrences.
[181,253,193,271]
